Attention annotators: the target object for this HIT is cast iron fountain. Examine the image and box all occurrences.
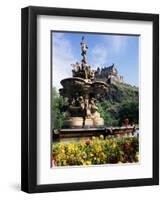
[59,37,108,128]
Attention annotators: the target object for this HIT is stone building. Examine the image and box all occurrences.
[95,64,124,84]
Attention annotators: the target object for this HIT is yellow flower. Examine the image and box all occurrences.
[112,143,117,149]
[61,149,65,154]
[81,159,84,164]
[86,161,92,165]
[83,160,92,165]
[90,153,94,157]
[99,135,104,140]
[92,136,96,140]
[95,145,102,152]
[63,160,67,166]
[120,150,124,155]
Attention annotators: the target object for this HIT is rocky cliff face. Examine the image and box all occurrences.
[105,83,139,103]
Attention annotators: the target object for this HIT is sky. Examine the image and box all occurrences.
[52,31,139,92]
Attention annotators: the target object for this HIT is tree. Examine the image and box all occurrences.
[97,99,138,127]
[117,100,139,126]
[51,87,68,129]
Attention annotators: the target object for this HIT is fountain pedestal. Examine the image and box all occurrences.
[53,126,137,142]
[63,116,104,128]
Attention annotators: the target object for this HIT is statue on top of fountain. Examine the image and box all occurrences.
[71,36,95,82]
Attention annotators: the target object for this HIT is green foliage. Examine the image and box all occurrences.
[97,102,118,126]
[51,87,68,129]
[97,83,139,126]
[118,100,139,125]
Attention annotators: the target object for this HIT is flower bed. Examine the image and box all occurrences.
[52,135,139,166]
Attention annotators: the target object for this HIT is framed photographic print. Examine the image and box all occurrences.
[21,6,159,193]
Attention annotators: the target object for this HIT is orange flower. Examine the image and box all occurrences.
[85,139,91,145]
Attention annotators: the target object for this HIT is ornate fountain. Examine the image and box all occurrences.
[59,37,108,128]
[53,37,137,142]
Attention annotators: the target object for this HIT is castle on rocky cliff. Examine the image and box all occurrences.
[94,64,124,84]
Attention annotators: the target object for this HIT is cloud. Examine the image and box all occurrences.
[89,35,127,68]
[89,44,109,68]
[52,33,76,92]
[111,35,127,53]
[103,35,127,54]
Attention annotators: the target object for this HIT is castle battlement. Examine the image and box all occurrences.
[95,64,124,84]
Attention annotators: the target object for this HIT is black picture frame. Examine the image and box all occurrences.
[21,6,159,193]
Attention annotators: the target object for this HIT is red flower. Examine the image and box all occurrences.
[52,153,56,161]
[52,153,56,167]
[85,139,91,145]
